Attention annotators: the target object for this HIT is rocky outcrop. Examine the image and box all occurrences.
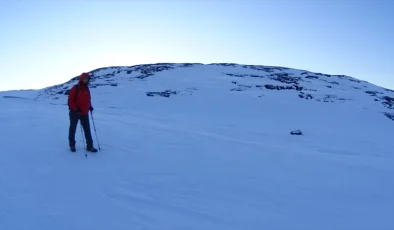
[384,112,394,122]
[268,73,302,84]
[382,96,394,109]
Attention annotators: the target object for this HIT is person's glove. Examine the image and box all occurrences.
[89,106,94,112]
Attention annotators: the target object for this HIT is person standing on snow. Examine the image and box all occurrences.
[67,72,98,152]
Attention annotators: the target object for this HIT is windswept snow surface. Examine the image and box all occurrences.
[0,63,394,230]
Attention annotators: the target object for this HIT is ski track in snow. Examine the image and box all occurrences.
[0,63,394,230]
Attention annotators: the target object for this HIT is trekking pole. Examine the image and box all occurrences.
[80,124,86,150]
[90,111,101,151]
[80,124,88,158]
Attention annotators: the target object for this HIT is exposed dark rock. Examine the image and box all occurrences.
[384,112,394,121]
[180,63,202,68]
[382,96,394,109]
[137,65,174,76]
[264,84,293,90]
[264,84,303,91]
[290,130,303,135]
[153,63,175,65]
[269,73,301,84]
[146,90,178,98]
[224,73,265,78]
[299,93,313,100]
[210,63,238,67]
[294,85,303,91]
[383,96,394,103]
[242,65,289,73]
[224,73,239,77]
[365,91,383,96]
[348,78,362,83]
[315,72,331,77]
[334,75,364,84]
[305,75,319,79]
[101,73,115,79]
[90,66,119,75]
[323,94,338,103]
[230,82,251,92]
[250,74,265,78]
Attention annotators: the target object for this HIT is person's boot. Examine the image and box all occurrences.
[69,141,76,152]
[70,145,76,152]
[87,146,98,152]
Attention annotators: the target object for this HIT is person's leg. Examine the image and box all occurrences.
[80,114,94,149]
[68,111,79,149]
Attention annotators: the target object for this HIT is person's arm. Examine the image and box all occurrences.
[89,88,94,112]
[68,86,77,112]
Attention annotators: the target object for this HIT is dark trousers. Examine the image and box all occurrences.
[68,111,93,148]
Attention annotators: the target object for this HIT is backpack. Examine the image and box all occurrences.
[74,84,79,102]
[68,84,79,110]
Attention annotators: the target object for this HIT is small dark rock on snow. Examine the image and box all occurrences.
[290,130,303,135]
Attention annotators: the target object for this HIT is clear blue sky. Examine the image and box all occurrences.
[1,0,393,91]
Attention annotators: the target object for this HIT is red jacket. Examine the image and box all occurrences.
[68,74,92,115]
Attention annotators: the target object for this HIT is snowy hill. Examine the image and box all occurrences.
[0,63,393,230]
[9,62,394,121]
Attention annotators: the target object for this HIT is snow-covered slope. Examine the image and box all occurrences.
[13,63,394,122]
[0,63,393,230]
